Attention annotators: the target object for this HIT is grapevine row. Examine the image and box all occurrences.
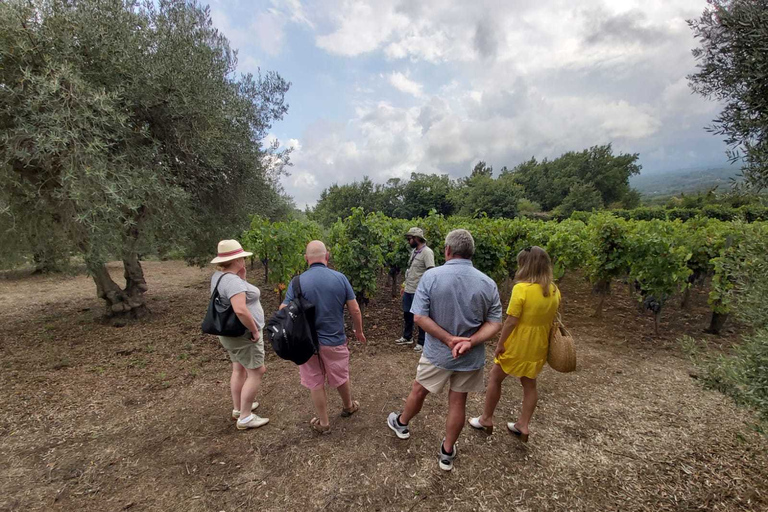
[243,209,766,334]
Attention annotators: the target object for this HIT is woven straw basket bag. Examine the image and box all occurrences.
[547,312,576,373]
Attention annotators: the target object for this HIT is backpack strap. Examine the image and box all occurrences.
[292,274,302,299]
[291,274,321,359]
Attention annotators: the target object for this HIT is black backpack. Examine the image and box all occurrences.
[265,275,319,365]
[201,273,247,338]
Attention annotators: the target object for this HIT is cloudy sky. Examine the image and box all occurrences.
[210,0,729,208]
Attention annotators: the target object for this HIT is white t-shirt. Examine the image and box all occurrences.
[210,271,265,330]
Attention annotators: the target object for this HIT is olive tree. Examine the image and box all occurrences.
[688,0,768,189]
[0,0,290,319]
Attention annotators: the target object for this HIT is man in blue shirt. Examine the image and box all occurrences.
[282,241,366,434]
[386,229,503,471]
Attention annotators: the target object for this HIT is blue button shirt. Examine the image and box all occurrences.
[283,263,356,346]
[411,259,503,371]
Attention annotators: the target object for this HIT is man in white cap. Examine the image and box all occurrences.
[395,227,435,352]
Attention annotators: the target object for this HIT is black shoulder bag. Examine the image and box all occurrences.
[265,275,319,365]
[201,273,247,337]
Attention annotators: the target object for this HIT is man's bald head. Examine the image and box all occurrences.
[305,240,329,265]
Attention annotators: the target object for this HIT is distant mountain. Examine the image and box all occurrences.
[630,166,743,198]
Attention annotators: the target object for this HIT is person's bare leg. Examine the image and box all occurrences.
[444,390,468,451]
[230,363,246,410]
[239,365,265,416]
[479,364,508,427]
[310,385,330,427]
[516,377,538,434]
[399,381,430,424]
[336,379,354,410]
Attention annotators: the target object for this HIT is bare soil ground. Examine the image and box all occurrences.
[0,261,765,512]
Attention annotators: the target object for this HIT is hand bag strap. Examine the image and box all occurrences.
[211,272,236,298]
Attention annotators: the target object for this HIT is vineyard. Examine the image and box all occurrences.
[243,208,767,335]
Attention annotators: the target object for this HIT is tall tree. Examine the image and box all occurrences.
[509,145,641,210]
[399,172,455,218]
[0,0,290,320]
[688,0,768,189]
[308,177,379,226]
[450,164,524,218]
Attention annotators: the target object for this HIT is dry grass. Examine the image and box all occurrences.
[0,261,765,511]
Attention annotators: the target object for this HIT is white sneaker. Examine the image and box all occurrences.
[395,337,413,345]
[236,415,269,430]
[231,401,259,420]
[386,412,410,439]
[413,344,423,353]
[438,439,457,471]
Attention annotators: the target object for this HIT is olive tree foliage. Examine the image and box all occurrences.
[0,0,290,319]
[688,0,768,189]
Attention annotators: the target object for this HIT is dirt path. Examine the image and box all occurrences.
[0,261,765,511]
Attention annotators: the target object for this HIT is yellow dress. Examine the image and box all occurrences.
[495,282,561,379]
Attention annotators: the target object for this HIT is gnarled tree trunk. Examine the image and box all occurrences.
[389,266,401,298]
[591,279,611,318]
[681,272,699,310]
[88,259,150,323]
[705,312,728,335]
[122,252,150,318]
[680,287,692,310]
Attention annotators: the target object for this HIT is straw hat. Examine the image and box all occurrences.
[210,240,253,264]
[405,227,426,241]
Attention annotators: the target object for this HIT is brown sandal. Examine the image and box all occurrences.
[341,400,360,418]
[310,417,331,434]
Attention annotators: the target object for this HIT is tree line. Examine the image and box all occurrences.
[308,145,642,227]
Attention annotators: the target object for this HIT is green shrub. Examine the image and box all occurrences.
[685,223,768,424]
[696,330,768,423]
[517,198,542,214]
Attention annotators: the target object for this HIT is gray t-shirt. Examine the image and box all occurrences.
[210,272,265,333]
[404,245,435,293]
[410,259,503,371]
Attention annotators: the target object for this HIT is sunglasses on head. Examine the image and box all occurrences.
[523,246,532,252]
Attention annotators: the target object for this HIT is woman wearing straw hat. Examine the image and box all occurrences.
[210,240,269,430]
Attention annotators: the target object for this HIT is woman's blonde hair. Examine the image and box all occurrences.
[515,246,554,297]
[215,258,242,273]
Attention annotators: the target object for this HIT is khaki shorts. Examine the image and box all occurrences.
[218,330,265,369]
[415,355,484,394]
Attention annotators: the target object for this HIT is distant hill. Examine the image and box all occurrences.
[630,166,743,198]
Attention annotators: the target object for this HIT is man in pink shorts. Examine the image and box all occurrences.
[280,241,366,433]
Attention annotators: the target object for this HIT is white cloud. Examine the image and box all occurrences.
[274,0,731,207]
[316,1,409,56]
[287,171,318,189]
[277,0,315,28]
[238,55,260,74]
[387,72,423,97]
[210,9,250,50]
[252,10,286,56]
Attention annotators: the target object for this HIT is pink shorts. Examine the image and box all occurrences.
[299,343,350,389]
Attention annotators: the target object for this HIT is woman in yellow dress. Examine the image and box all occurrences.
[469,246,561,442]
